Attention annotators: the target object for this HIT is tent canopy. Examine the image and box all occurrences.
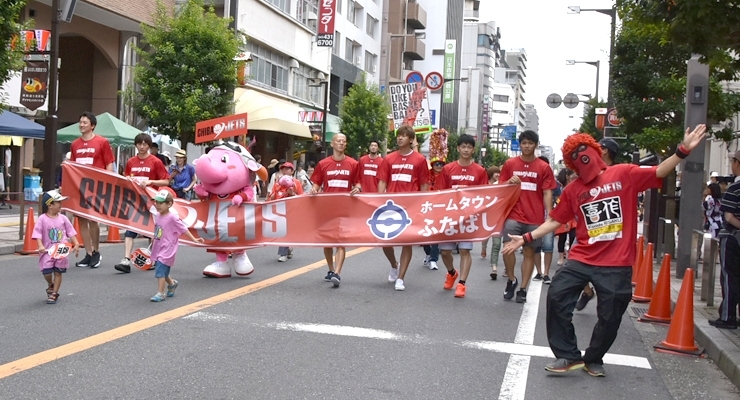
[56,112,140,146]
[0,110,45,139]
[234,88,311,139]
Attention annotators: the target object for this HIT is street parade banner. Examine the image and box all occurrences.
[61,163,521,251]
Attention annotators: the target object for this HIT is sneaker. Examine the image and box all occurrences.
[324,271,334,282]
[443,269,459,290]
[278,255,288,262]
[394,278,405,291]
[287,248,294,259]
[545,358,584,373]
[429,261,438,270]
[709,318,738,329]
[543,275,552,284]
[76,253,92,268]
[388,267,399,283]
[423,255,431,266]
[90,250,102,268]
[167,280,179,297]
[150,292,166,302]
[454,283,466,298]
[114,258,131,273]
[515,289,527,303]
[584,363,606,377]
[331,274,341,288]
[575,291,594,311]
[533,273,543,281]
[503,278,518,300]
[46,292,59,304]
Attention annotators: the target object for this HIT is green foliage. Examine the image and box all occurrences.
[0,1,27,107]
[338,73,391,158]
[123,0,242,145]
[445,130,507,167]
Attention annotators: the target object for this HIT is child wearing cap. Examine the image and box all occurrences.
[32,190,80,304]
[149,189,204,302]
[268,162,303,262]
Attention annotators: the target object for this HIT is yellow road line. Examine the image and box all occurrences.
[0,247,371,379]
[0,222,18,227]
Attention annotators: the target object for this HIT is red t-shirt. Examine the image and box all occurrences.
[377,150,430,193]
[359,154,384,194]
[499,156,556,224]
[438,161,489,189]
[550,164,661,267]
[70,134,114,170]
[312,156,361,193]
[124,154,169,188]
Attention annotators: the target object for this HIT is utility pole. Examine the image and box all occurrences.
[42,0,60,191]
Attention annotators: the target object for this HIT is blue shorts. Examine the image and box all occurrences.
[537,231,555,253]
[154,260,171,278]
[439,242,473,251]
[41,267,67,275]
[124,230,138,239]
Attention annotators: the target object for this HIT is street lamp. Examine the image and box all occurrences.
[480,146,486,165]
[309,78,329,160]
[566,59,600,101]
[386,32,426,87]
[568,5,616,106]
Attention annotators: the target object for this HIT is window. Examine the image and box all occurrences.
[247,42,289,93]
[366,15,377,38]
[493,94,509,102]
[337,0,342,14]
[345,37,353,61]
[477,34,488,47]
[333,31,341,55]
[264,0,290,14]
[293,64,323,104]
[347,0,356,25]
[296,0,318,30]
[364,51,376,74]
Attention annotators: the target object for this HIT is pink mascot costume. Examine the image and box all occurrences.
[193,140,267,277]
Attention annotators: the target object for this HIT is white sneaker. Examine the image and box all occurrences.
[429,261,438,270]
[388,267,399,282]
[278,255,287,262]
[395,278,405,291]
[423,255,430,266]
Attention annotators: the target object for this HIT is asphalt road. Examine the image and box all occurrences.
[0,241,737,399]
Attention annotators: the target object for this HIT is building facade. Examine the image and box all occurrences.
[523,103,539,133]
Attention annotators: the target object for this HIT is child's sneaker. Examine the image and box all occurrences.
[167,280,179,297]
[151,292,166,302]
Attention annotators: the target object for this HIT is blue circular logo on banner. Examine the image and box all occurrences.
[367,200,412,240]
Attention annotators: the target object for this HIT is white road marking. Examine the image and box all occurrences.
[183,311,239,323]
[269,322,405,341]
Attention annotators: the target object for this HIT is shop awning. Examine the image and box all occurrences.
[234,88,311,139]
[0,136,23,146]
[0,109,45,139]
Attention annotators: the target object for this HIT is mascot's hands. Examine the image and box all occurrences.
[232,195,244,206]
[193,184,209,198]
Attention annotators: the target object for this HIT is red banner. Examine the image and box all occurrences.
[316,0,337,47]
[61,163,520,251]
[195,113,248,144]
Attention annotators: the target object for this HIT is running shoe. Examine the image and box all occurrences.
[584,363,606,377]
[532,273,543,281]
[150,292,166,302]
[114,258,131,273]
[331,274,341,288]
[76,253,92,268]
[324,271,334,282]
[515,289,527,303]
[278,255,288,262]
[575,290,595,311]
[543,275,552,284]
[394,278,405,291]
[545,358,584,373]
[503,278,518,300]
[90,250,102,268]
[429,261,438,270]
[167,280,179,297]
[443,269,459,290]
[287,248,293,259]
[454,283,466,298]
[388,267,399,283]
[423,255,430,266]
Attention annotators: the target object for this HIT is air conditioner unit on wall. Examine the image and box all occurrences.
[372,65,377,73]
[356,57,362,65]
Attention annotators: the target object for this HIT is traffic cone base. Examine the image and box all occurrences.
[633,242,654,302]
[105,225,122,243]
[19,207,38,255]
[632,236,644,287]
[639,253,673,325]
[654,268,704,357]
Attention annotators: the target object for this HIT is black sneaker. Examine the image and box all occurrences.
[532,273,543,281]
[90,251,102,268]
[503,278,518,300]
[575,291,594,311]
[543,275,552,284]
[515,289,527,303]
[331,274,341,288]
[545,358,584,373]
[114,258,131,274]
[76,253,92,268]
[709,318,738,329]
[584,363,606,377]
[324,271,334,282]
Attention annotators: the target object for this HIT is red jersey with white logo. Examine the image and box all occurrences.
[550,164,661,267]
[70,134,114,170]
[124,154,169,188]
[438,161,488,189]
[359,154,384,194]
[499,156,556,224]
[312,156,361,193]
[377,150,429,193]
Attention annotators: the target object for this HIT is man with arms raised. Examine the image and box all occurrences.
[359,139,384,194]
[310,133,361,287]
[377,125,429,291]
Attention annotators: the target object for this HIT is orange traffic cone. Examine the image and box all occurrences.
[105,225,122,243]
[73,217,84,248]
[19,207,39,255]
[654,268,704,356]
[633,242,654,302]
[632,237,644,287]
[639,253,673,325]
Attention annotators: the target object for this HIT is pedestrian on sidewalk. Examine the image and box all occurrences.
[503,125,707,377]
[33,190,80,304]
[149,190,203,302]
[270,162,303,262]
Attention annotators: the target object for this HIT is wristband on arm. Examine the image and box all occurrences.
[675,144,690,159]
[523,232,534,244]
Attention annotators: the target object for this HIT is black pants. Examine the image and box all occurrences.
[719,234,740,322]
[557,229,576,253]
[546,260,632,364]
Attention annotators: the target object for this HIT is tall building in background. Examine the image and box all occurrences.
[380,0,427,89]
[523,103,539,132]
[438,0,468,132]
[501,48,527,130]
[415,0,450,132]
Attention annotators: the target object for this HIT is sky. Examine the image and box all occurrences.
[479,0,617,162]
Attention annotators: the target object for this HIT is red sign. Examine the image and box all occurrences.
[195,113,248,144]
[317,0,337,47]
[607,108,621,126]
[61,163,521,251]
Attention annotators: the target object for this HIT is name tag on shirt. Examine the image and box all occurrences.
[328,179,349,188]
[521,182,537,191]
[76,157,94,165]
[364,170,377,176]
[392,173,412,182]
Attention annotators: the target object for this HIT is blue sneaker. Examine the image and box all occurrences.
[324,271,334,282]
[331,273,341,288]
[167,280,179,297]
[150,292,166,302]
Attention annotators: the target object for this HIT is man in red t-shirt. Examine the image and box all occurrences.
[436,134,488,298]
[310,133,361,287]
[358,139,384,194]
[499,130,557,303]
[114,133,170,274]
[70,111,115,269]
[377,125,429,291]
[503,126,707,377]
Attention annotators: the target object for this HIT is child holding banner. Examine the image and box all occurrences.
[149,189,204,302]
[33,190,80,304]
[269,162,303,262]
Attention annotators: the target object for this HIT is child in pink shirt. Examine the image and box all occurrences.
[33,190,80,304]
[149,189,203,302]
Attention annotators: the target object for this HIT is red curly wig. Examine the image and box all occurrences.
[562,133,602,171]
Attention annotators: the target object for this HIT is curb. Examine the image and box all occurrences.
[695,320,740,388]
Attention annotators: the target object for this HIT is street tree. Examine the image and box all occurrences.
[445,130,507,167]
[338,73,390,158]
[0,1,27,107]
[124,0,243,145]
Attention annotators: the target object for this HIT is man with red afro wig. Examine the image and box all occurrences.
[503,124,707,377]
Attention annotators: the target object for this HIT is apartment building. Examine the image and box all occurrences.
[523,103,539,133]
[495,48,527,130]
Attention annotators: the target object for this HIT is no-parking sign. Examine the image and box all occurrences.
[406,71,423,84]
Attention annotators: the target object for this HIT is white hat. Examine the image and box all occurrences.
[152,189,173,202]
[710,171,719,177]
[43,189,68,205]
[210,140,259,172]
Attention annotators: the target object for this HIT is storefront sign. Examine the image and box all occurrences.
[19,61,48,111]
[317,0,337,47]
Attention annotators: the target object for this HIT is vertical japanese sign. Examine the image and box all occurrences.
[317,0,337,47]
[19,61,48,111]
[442,40,456,104]
[482,95,490,133]
[389,83,431,130]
